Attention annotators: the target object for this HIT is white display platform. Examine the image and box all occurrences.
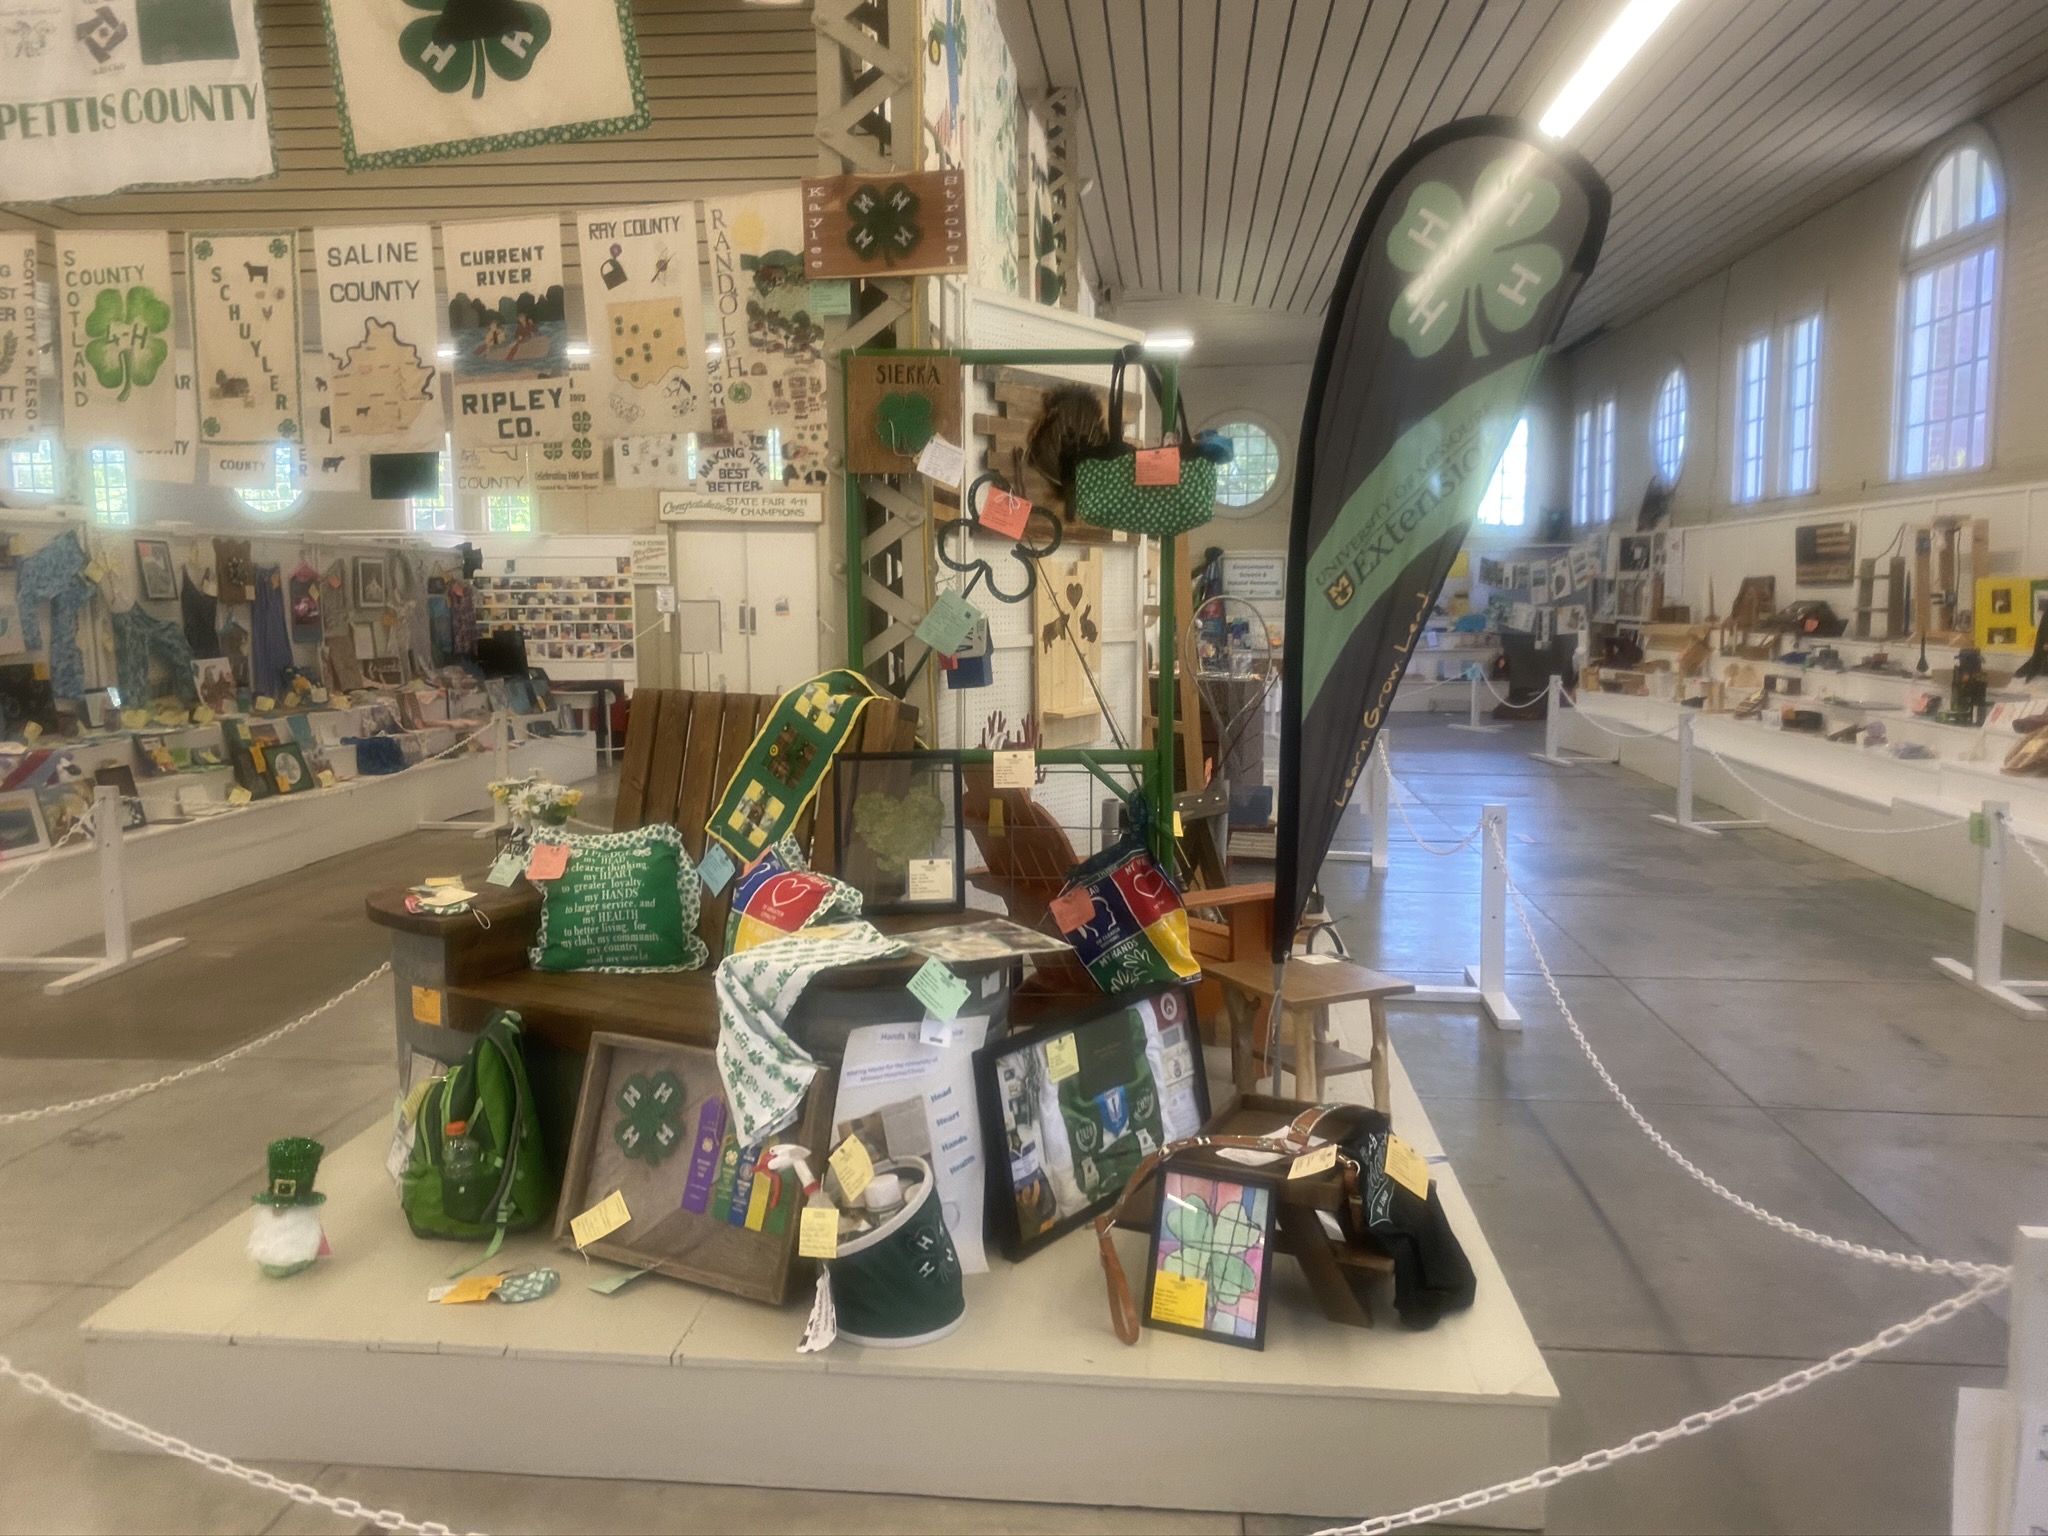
[8,735,596,958]
[81,1030,1557,1527]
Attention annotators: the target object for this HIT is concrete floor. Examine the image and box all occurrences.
[1,717,2042,1533]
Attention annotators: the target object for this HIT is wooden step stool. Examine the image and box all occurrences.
[1205,955,1414,1112]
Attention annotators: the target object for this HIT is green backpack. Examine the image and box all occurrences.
[399,1010,556,1265]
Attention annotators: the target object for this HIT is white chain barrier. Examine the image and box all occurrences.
[0,814,95,912]
[2004,813,2048,883]
[1379,745,1485,857]
[1701,746,1970,837]
[1557,693,1683,740]
[0,962,390,1126]
[1477,674,1551,711]
[1315,1267,2009,1535]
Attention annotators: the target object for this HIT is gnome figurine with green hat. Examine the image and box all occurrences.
[248,1138,329,1278]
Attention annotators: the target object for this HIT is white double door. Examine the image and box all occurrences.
[667,524,819,694]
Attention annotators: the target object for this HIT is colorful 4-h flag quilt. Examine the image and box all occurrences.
[321,0,650,171]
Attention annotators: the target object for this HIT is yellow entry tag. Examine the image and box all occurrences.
[410,986,443,1026]
[1289,1145,1338,1180]
[1173,811,1184,837]
[423,876,462,888]
[1384,1135,1430,1200]
[798,1204,839,1259]
[253,695,275,713]
[986,799,1005,836]
[570,1190,631,1249]
[21,722,41,742]
[1045,1032,1080,1083]
[437,1274,504,1305]
[1151,1270,1208,1328]
[82,558,109,584]
[316,769,336,789]
[227,787,253,805]
[828,1136,874,1202]
[192,705,216,725]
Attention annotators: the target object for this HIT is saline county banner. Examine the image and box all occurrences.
[314,225,442,450]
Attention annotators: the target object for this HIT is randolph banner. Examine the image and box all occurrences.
[1273,118,1608,960]
[703,191,829,488]
[0,0,274,202]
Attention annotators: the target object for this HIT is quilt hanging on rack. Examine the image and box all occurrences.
[441,215,572,448]
[56,230,179,452]
[321,0,650,172]
[0,238,39,441]
[313,225,442,450]
[188,231,303,447]
[577,202,709,439]
[0,0,274,202]
[702,191,829,489]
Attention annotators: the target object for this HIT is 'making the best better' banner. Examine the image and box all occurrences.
[0,0,275,203]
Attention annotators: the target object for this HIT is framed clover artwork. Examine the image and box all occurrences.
[554,1034,835,1305]
[831,751,965,915]
[1142,1165,1277,1350]
[844,353,964,475]
[799,170,969,279]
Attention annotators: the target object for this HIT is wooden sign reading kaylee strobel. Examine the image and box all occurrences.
[801,170,969,279]
[845,353,964,474]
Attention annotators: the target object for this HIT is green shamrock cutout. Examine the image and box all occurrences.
[1386,156,1563,359]
[400,0,551,100]
[844,181,923,267]
[202,416,221,438]
[571,438,593,460]
[268,237,289,261]
[84,286,172,402]
[1162,1191,1263,1307]
[192,239,213,262]
[612,1069,684,1166]
[876,390,934,455]
[851,786,943,875]
[572,408,592,434]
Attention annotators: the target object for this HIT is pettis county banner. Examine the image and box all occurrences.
[321,0,649,172]
[577,202,708,438]
[1272,118,1608,961]
[55,229,179,451]
[188,231,303,446]
[442,215,571,446]
[0,237,41,441]
[0,0,275,202]
[314,225,441,450]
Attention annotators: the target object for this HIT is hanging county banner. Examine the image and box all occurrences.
[322,0,649,171]
[0,237,40,441]
[188,230,303,446]
[576,201,708,439]
[131,348,197,483]
[0,0,274,202]
[703,190,829,488]
[314,224,441,450]
[56,229,178,451]
[442,215,572,447]
[1273,118,1608,961]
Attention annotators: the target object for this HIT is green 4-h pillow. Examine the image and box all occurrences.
[528,824,710,974]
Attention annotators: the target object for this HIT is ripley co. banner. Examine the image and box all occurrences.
[0,0,274,202]
[442,214,571,447]
[1272,118,1608,960]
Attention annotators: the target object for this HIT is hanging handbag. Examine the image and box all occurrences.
[1072,347,1217,538]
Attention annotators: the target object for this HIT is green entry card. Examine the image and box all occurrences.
[914,591,982,658]
[907,956,971,1021]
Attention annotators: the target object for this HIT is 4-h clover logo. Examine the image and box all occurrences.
[613,1069,684,1166]
[268,237,289,261]
[1162,1190,1264,1307]
[844,182,924,267]
[570,438,593,461]
[192,239,214,262]
[572,409,592,434]
[876,390,934,455]
[83,287,172,403]
[542,441,564,462]
[401,0,551,99]
[1387,156,1563,359]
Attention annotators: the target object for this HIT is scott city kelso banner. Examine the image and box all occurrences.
[321,0,649,172]
[0,237,40,441]
[188,231,303,447]
[56,230,179,451]
[1273,118,1607,961]
[703,191,830,488]
[577,202,709,438]
[314,225,441,450]
[0,0,274,202]
[442,215,572,446]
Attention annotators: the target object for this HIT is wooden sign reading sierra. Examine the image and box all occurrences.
[801,171,968,279]
[845,353,963,474]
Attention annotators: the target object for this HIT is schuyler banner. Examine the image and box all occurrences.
[188,230,303,446]
[0,0,274,202]
[56,229,179,451]
[314,225,441,450]
[1273,118,1608,961]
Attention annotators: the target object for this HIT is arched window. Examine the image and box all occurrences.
[1210,418,1284,513]
[1651,368,1686,484]
[1475,418,1527,527]
[1898,138,2001,478]
[87,446,131,526]
[235,443,303,520]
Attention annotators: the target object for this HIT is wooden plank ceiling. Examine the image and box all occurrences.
[1002,0,2048,340]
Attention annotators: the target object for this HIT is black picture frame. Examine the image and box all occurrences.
[133,538,176,602]
[831,750,966,915]
[972,983,1211,1262]
[1141,1163,1278,1350]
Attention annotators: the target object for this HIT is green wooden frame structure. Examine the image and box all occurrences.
[839,346,1183,865]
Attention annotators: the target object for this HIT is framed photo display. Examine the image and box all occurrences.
[832,750,965,915]
[973,984,1210,1262]
[1143,1165,1278,1350]
[133,539,177,602]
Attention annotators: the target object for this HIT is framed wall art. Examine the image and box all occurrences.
[800,170,969,279]
[133,539,177,602]
[832,751,965,915]
[1143,1165,1277,1350]
[554,1033,834,1305]
[352,556,388,610]
[973,984,1209,1261]
[0,790,48,856]
[1794,521,1856,587]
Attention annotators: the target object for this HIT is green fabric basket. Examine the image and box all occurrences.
[1072,350,1216,538]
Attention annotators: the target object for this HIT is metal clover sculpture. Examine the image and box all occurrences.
[401,0,551,99]
[613,1069,685,1167]
[83,286,172,403]
[1387,155,1563,359]
[845,182,923,267]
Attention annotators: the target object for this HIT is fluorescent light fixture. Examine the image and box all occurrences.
[436,345,454,360]
[1537,0,1685,139]
[705,342,724,358]
[567,344,590,358]
[1144,331,1194,354]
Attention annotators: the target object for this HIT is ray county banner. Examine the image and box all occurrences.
[577,202,708,438]
[314,224,442,450]
[1272,118,1608,961]
[56,229,179,451]
[188,231,303,446]
[0,0,274,202]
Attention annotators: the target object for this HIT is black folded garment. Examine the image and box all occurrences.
[1352,1123,1478,1329]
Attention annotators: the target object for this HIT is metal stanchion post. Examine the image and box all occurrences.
[1405,801,1522,1030]
[493,709,512,828]
[1652,715,1761,837]
[1369,732,1391,872]
[1448,668,1507,734]
[1530,673,1596,766]
[1935,801,2048,1018]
